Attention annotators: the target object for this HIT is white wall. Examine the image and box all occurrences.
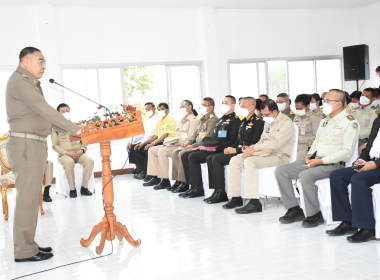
[1,3,380,172]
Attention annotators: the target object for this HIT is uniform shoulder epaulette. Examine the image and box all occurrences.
[282,115,289,121]
[256,117,260,120]
[376,110,380,115]
[290,111,295,115]
[346,115,355,121]
[319,107,323,112]
[235,116,239,118]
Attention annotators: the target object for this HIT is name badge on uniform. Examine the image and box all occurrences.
[199,132,206,139]
[300,127,306,136]
[182,133,187,139]
[218,130,227,138]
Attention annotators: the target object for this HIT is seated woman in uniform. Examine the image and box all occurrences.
[309,93,324,118]
[293,94,322,160]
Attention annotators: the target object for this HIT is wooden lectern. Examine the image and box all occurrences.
[79,111,144,254]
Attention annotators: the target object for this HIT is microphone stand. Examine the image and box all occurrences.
[50,79,113,119]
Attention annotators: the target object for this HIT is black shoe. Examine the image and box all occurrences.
[207,189,228,204]
[38,247,53,253]
[302,211,324,228]
[173,183,189,193]
[135,172,146,180]
[347,228,378,243]
[167,181,180,191]
[143,175,153,182]
[154,179,171,190]
[222,197,243,209]
[128,169,141,175]
[80,187,92,196]
[235,199,262,214]
[179,185,194,197]
[70,190,77,198]
[204,189,217,202]
[143,177,160,187]
[279,206,305,224]
[182,185,204,198]
[15,251,54,262]
[326,221,358,236]
[43,186,52,202]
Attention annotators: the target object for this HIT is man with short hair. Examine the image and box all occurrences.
[170,97,218,194]
[275,89,360,228]
[6,47,82,262]
[134,103,177,181]
[259,94,268,102]
[127,102,161,174]
[224,99,295,213]
[276,93,295,121]
[357,88,379,147]
[205,97,264,204]
[52,103,94,198]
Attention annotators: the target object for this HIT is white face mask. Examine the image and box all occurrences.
[199,106,208,116]
[296,109,306,116]
[180,107,188,117]
[235,104,241,116]
[277,102,286,112]
[371,100,379,107]
[146,110,154,117]
[239,106,252,118]
[351,102,360,109]
[323,102,339,116]
[221,104,231,114]
[360,96,371,106]
[63,112,70,120]
[255,109,260,116]
[263,116,275,124]
[158,110,166,118]
[310,103,317,111]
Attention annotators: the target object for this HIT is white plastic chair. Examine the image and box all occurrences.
[55,160,96,197]
[297,142,358,220]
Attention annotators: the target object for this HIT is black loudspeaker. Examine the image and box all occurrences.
[343,44,370,81]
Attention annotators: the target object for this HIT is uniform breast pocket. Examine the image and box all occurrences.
[330,128,343,142]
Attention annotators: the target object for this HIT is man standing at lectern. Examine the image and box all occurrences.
[6,47,82,262]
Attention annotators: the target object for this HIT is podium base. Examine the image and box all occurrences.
[80,215,141,254]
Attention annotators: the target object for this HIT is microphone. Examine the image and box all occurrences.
[49,78,113,119]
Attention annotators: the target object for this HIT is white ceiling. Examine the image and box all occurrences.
[1,0,380,9]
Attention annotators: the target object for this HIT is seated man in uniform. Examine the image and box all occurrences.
[357,88,378,147]
[349,91,362,109]
[205,97,264,204]
[145,100,199,189]
[180,95,240,198]
[276,93,295,121]
[224,100,295,213]
[134,103,177,181]
[275,89,359,228]
[293,94,322,160]
[328,112,380,243]
[52,103,94,198]
[170,97,218,194]
[127,102,161,174]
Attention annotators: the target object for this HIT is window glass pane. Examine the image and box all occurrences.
[316,59,342,93]
[268,60,288,99]
[169,65,201,121]
[62,69,99,122]
[124,65,167,121]
[288,61,314,101]
[229,63,258,99]
[0,71,13,134]
[258,62,267,95]
[98,68,122,109]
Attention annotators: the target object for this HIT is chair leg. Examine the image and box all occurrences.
[39,184,45,216]
[2,186,9,221]
[264,196,268,210]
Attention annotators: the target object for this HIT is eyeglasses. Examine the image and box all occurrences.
[276,100,288,104]
[201,104,213,107]
[262,111,274,117]
[323,99,339,104]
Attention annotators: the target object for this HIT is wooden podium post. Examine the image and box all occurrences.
[79,111,143,254]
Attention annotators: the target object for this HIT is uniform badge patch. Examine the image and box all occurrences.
[346,115,355,121]
[282,115,289,120]
[376,110,380,115]
[352,122,358,130]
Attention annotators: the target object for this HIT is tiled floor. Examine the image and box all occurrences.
[1,174,380,280]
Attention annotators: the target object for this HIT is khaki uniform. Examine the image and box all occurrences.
[6,66,79,259]
[228,112,295,199]
[275,110,360,217]
[171,113,218,182]
[44,160,54,187]
[147,114,199,178]
[345,104,360,122]
[51,128,94,190]
[282,107,295,121]
[293,110,321,160]
[311,107,325,118]
[356,105,379,146]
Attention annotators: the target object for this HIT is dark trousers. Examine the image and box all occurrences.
[134,143,162,173]
[182,150,217,185]
[129,143,138,165]
[330,167,380,229]
[207,153,237,190]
